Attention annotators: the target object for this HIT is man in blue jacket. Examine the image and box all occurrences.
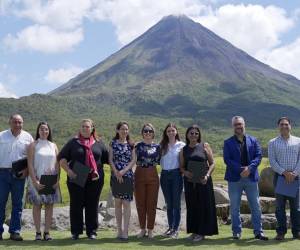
[223,116,268,240]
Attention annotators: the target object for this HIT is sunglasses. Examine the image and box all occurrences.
[143,129,154,134]
[190,132,199,136]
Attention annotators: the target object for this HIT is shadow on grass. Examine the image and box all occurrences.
[0,235,296,248]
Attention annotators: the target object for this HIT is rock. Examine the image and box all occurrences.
[214,187,230,205]
[106,191,114,208]
[157,187,167,210]
[240,196,276,214]
[216,204,230,221]
[259,167,275,197]
[241,214,290,230]
[3,224,8,233]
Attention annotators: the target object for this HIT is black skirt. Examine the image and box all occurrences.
[184,177,219,236]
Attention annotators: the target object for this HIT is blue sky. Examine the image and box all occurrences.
[0,0,299,98]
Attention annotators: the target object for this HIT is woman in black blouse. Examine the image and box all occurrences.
[179,125,218,242]
[58,119,108,240]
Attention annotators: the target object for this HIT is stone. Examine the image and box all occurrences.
[216,204,230,221]
[259,167,275,197]
[214,187,230,205]
[241,214,290,230]
[240,196,277,214]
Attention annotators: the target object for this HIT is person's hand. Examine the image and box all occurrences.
[18,168,28,179]
[114,169,124,183]
[52,181,59,189]
[184,170,193,179]
[283,171,296,184]
[34,180,45,191]
[240,166,250,177]
[200,175,208,185]
[67,169,77,179]
[119,169,127,176]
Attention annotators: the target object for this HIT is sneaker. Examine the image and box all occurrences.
[35,232,42,241]
[43,232,52,241]
[147,230,154,239]
[163,228,172,237]
[233,233,241,240]
[10,233,23,241]
[193,234,204,242]
[255,233,268,241]
[170,230,179,239]
[88,234,96,240]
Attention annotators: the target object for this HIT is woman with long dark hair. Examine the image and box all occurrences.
[27,122,61,241]
[109,121,136,241]
[58,119,108,240]
[160,123,185,238]
[179,125,218,241]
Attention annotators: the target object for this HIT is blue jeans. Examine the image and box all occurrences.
[160,169,183,231]
[275,192,300,236]
[228,178,263,235]
[0,169,25,234]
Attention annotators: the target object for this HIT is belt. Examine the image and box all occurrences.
[161,168,180,172]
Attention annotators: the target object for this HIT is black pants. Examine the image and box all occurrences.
[67,170,104,236]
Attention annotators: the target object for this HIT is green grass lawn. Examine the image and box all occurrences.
[47,157,270,207]
[0,225,299,250]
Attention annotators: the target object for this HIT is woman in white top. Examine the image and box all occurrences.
[160,123,185,239]
[27,122,61,241]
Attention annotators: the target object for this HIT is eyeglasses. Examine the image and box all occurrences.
[143,129,154,134]
[190,132,199,136]
[233,123,243,127]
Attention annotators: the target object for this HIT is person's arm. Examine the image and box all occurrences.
[246,138,262,175]
[108,144,122,182]
[223,140,242,175]
[58,140,76,179]
[205,143,215,177]
[120,148,136,175]
[268,140,286,175]
[292,142,300,176]
[27,142,45,190]
[53,143,60,189]
[179,148,192,179]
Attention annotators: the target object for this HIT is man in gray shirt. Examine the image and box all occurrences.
[268,117,300,240]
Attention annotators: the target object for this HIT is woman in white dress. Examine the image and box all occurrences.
[27,122,61,241]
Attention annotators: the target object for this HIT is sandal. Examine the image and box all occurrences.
[35,232,42,241]
[43,232,52,241]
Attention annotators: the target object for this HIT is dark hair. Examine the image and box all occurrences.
[160,123,181,156]
[113,121,134,148]
[35,121,52,142]
[277,117,291,125]
[185,125,201,145]
[141,123,155,139]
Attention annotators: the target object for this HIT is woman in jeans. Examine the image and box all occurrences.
[160,123,185,238]
[134,123,160,238]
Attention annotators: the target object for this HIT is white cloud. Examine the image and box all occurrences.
[0,82,18,98]
[90,0,211,45]
[196,4,294,56]
[257,37,300,79]
[15,0,92,30]
[3,24,83,53]
[45,66,84,84]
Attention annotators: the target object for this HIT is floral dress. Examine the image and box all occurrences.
[110,140,134,201]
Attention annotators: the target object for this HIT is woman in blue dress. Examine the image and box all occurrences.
[109,121,136,241]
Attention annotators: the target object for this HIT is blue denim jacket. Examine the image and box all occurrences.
[223,134,262,182]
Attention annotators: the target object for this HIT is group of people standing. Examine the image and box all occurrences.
[0,114,299,243]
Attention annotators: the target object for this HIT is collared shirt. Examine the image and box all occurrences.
[235,135,249,166]
[0,129,34,168]
[160,141,185,170]
[268,135,300,176]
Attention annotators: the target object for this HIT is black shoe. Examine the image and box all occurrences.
[293,232,300,240]
[71,234,79,240]
[10,233,23,241]
[255,233,268,241]
[233,233,241,240]
[35,232,42,241]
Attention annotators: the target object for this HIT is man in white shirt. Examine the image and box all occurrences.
[268,117,300,240]
[0,114,33,241]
